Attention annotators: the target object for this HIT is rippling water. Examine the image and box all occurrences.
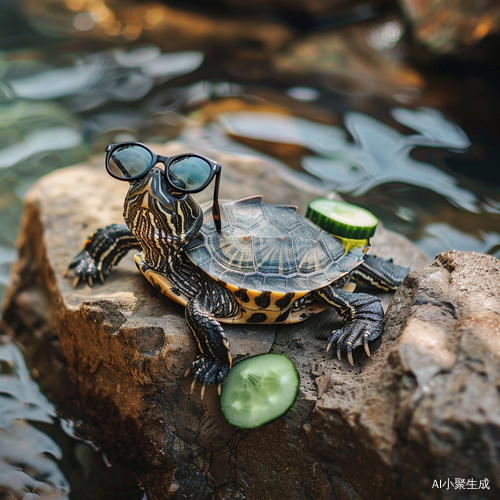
[0,0,499,496]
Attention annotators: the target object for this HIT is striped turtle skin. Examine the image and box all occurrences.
[67,162,410,396]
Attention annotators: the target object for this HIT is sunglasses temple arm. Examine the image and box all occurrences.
[212,168,222,232]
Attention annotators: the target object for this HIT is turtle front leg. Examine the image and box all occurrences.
[66,224,140,287]
[184,296,233,399]
[315,285,384,365]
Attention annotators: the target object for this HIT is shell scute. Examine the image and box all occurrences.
[261,202,302,232]
[219,228,255,272]
[252,222,295,274]
[230,195,267,230]
[242,273,268,290]
[262,273,289,291]
[186,197,366,293]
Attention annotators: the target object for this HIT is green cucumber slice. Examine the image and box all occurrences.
[306,198,379,240]
[220,353,299,429]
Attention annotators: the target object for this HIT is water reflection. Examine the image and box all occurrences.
[0,336,145,499]
[417,223,500,259]
[0,101,84,172]
[218,108,477,211]
[7,59,103,100]
[0,337,70,499]
[0,126,81,169]
[304,108,477,212]
[3,48,204,109]
[0,46,205,305]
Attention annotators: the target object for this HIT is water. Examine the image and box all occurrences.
[0,336,144,499]
[0,0,499,497]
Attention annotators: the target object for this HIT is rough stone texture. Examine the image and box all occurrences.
[5,144,500,499]
[305,250,500,499]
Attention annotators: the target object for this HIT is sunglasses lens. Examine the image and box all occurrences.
[168,156,212,190]
[108,144,153,179]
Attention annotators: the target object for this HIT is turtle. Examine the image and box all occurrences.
[67,145,409,397]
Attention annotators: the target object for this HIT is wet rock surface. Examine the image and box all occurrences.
[2,144,499,499]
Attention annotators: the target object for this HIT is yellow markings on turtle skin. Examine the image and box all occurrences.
[136,253,219,363]
[99,243,119,267]
[141,191,150,209]
[215,279,329,324]
[82,235,94,249]
[135,254,331,326]
[187,319,206,357]
[188,315,218,365]
[352,267,391,291]
[134,254,190,307]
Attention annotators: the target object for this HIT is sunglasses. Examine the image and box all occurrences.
[105,142,222,232]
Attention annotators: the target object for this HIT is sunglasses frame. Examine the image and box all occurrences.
[105,142,222,232]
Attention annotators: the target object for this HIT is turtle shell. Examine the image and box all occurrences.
[185,196,366,293]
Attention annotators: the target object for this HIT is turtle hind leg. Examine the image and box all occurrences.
[315,286,384,365]
[353,255,410,292]
[184,296,232,399]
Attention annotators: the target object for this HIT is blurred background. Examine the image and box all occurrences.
[0,0,499,497]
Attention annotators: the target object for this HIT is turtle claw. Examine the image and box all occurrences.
[185,354,230,397]
[67,249,100,288]
[217,383,222,396]
[347,343,354,366]
[363,333,371,357]
[72,275,81,289]
[327,322,381,365]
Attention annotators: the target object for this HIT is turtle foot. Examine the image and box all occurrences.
[326,319,383,366]
[66,249,103,288]
[66,224,139,287]
[185,355,230,399]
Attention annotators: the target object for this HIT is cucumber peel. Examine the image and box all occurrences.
[306,198,379,240]
[220,353,299,429]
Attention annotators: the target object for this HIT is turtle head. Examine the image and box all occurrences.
[123,165,203,248]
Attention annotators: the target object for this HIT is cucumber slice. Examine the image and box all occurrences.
[306,198,379,240]
[220,353,299,429]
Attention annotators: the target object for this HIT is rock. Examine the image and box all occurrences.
[15,143,500,500]
[22,0,293,56]
[272,17,424,101]
[399,0,500,54]
[306,250,500,499]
